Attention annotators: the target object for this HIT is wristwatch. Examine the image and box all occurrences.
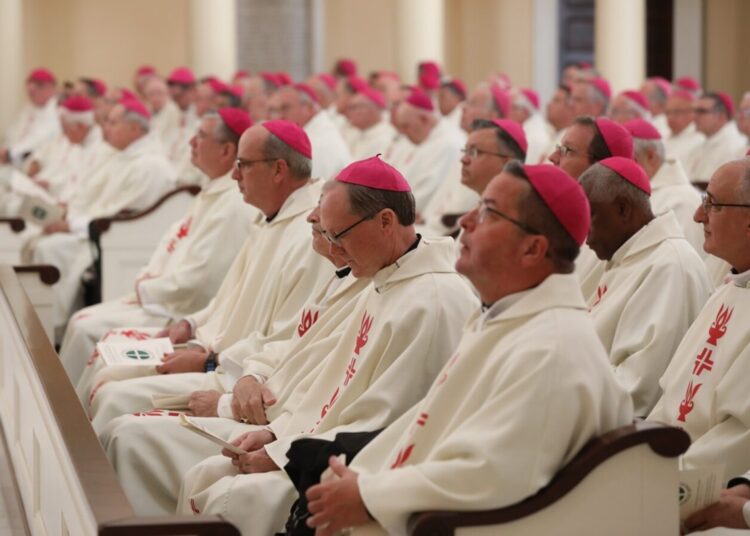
[204,351,218,372]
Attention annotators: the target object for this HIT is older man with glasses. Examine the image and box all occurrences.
[649,159,750,506]
[578,157,711,417]
[173,155,477,534]
[687,92,747,186]
[663,90,705,168]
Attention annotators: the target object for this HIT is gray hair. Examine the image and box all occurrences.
[587,82,610,109]
[263,132,312,180]
[343,182,416,226]
[737,159,750,202]
[60,109,95,127]
[633,138,665,165]
[579,163,652,213]
[619,96,651,119]
[122,110,150,133]
[203,111,240,147]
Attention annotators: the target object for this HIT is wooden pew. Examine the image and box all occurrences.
[0,218,26,264]
[13,264,60,342]
[0,265,239,535]
[406,421,690,536]
[89,186,200,303]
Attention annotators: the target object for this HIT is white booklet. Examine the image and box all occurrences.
[17,194,65,224]
[178,414,248,455]
[678,463,725,520]
[96,337,173,366]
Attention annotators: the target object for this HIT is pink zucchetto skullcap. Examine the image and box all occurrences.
[205,77,229,95]
[27,68,56,84]
[318,73,337,91]
[418,62,441,90]
[229,84,245,98]
[61,95,93,113]
[261,72,281,88]
[119,88,137,101]
[649,77,672,98]
[406,87,434,112]
[233,70,251,80]
[262,120,312,159]
[714,91,735,117]
[361,87,386,109]
[492,119,528,155]
[335,154,411,192]
[120,96,151,120]
[520,88,540,110]
[623,119,661,140]
[276,72,294,86]
[490,84,511,118]
[444,79,467,99]
[672,89,696,102]
[675,76,701,93]
[294,83,320,104]
[598,156,651,195]
[90,79,107,97]
[622,90,650,111]
[524,164,590,246]
[335,59,357,76]
[746,148,750,157]
[136,65,156,77]
[167,67,196,85]
[218,108,252,137]
[589,77,612,100]
[594,117,633,159]
[347,75,369,93]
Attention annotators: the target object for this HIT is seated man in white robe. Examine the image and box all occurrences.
[85,121,332,429]
[607,89,652,125]
[624,118,704,254]
[268,84,352,180]
[164,67,202,186]
[143,76,183,150]
[459,82,510,135]
[569,77,610,119]
[159,158,478,532]
[437,78,466,137]
[61,108,256,385]
[394,88,464,214]
[30,97,175,338]
[688,92,747,185]
[509,87,552,164]
[663,90,705,169]
[648,158,750,478]
[579,157,711,416]
[1,68,60,167]
[641,77,672,138]
[541,83,576,160]
[302,162,634,536]
[548,116,634,295]
[341,87,395,160]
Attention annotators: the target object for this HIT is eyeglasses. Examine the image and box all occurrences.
[701,192,750,213]
[321,211,378,246]
[235,157,275,172]
[554,144,578,158]
[693,107,717,115]
[461,146,513,160]
[476,200,539,234]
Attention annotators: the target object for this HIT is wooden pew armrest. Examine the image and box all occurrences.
[100,514,240,535]
[0,217,26,233]
[13,264,61,285]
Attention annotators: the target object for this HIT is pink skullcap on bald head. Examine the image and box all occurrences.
[621,90,650,111]
[120,96,151,120]
[492,119,528,155]
[136,65,156,76]
[335,154,411,192]
[520,88,540,110]
[675,76,701,92]
[217,108,252,137]
[490,84,510,117]
[623,119,661,140]
[649,77,672,98]
[598,156,651,195]
[294,83,320,104]
[261,120,312,159]
[714,91,735,117]
[62,95,93,112]
[27,68,56,84]
[406,87,434,112]
[589,77,611,99]
[594,117,633,158]
[318,73,337,91]
[523,164,590,246]
[167,67,195,85]
[335,59,357,76]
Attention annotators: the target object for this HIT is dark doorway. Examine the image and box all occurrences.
[646,0,674,79]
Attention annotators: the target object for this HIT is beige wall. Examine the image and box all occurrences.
[704,0,750,103]
[22,0,190,90]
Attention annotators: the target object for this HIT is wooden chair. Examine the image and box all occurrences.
[406,421,690,536]
[89,185,200,303]
[0,266,239,535]
[13,264,60,342]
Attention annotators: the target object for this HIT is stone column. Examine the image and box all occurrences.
[188,0,238,79]
[0,0,24,133]
[396,0,445,84]
[595,0,645,93]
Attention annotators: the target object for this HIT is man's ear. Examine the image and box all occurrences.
[615,195,633,220]
[520,234,550,267]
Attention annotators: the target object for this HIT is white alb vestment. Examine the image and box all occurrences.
[523,113,553,164]
[648,269,750,477]
[664,123,705,170]
[98,270,370,515]
[3,97,61,166]
[165,106,203,186]
[344,119,397,161]
[150,100,183,149]
[398,122,464,213]
[586,212,712,416]
[31,136,175,332]
[176,238,478,534]
[687,122,747,183]
[649,159,704,255]
[652,113,670,139]
[88,181,331,427]
[416,160,478,238]
[303,111,352,180]
[347,274,634,535]
[61,173,256,384]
